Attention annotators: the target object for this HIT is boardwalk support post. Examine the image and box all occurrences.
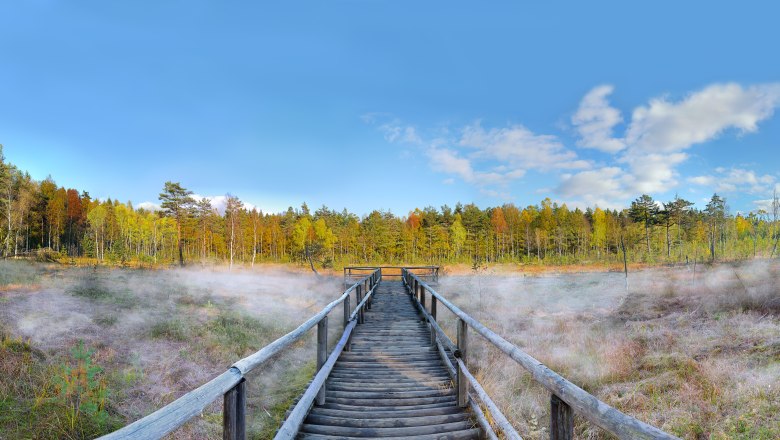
[356,285,364,324]
[551,394,573,440]
[316,316,328,405]
[343,295,351,351]
[429,290,438,347]
[457,318,468,408]
[223,378,246,440]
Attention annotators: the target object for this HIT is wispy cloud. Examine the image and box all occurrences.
[689,167,775,194]
[572,84,626,153]
[459,122,590,171]
[367,82,780,207]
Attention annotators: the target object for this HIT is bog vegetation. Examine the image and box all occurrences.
[0,261,340,438]
[2,146,779,269]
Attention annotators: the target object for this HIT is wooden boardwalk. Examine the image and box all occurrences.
[100,266,678,440]
[297,281,480,439]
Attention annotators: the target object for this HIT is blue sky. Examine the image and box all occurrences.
[1,1,779,215]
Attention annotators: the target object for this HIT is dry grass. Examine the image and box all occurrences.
[0,262,342,439]
[436,260,780,439]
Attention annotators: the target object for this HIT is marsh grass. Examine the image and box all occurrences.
[149,319,191,342]
[66,269,136,309]
[254,361,316,439]
[203,311,283,361]
[0,326,122,439]
[0,260,48,287]
[437,261,780,439]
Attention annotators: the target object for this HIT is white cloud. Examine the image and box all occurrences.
[689,176,715,186]
[460,123,589,170]
[137,201,161,211]
[424,121,588,190]
[626,83,780,153]
[367,82,780,208]
[561,82,780,207]
[363,114,423,145]
[689,167,776,194]
[427,147,526,186]
[556,167,628,206]
[192,194,258,215]
[620,152,688,194]
[572,85,626,153]
[427,148,475,182]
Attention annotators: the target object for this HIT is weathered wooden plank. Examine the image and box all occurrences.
[408,289,458,354]
[319,401,459,411]
[308,406,463,419]
[299,420,475,437]
[304,413,469,428]
[297,428,481,440]
[324,395,456,406]
[325,389,455,399]
[274,319,358,440]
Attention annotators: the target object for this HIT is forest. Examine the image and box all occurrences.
[1,147,779,268]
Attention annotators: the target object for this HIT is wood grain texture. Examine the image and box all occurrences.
[284,281,480,440]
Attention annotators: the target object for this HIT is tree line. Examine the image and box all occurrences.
[2,146,779,268]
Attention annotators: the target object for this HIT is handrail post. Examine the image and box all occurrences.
[551,394,573,440]
[457,318,468,408]
[343,295,351,351]
[429,294,437,347]
[316,316,328,405]
[365,279,371,310]
[223,378,246,440]
[356,285,364,324]
[420,285,426,310]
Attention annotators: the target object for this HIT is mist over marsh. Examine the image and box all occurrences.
[1,260,779,439]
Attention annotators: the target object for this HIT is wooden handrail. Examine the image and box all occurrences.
[99,269,381,440]
[275,278,379,439]
[402,269,679,440]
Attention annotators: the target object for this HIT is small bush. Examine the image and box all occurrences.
[53,342,112,433]
[68,270,111,299]
[149,320,190,342]
[0,330,121,439]
[204,312,281,360]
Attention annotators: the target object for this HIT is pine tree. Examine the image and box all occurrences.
[159,182,194,266]
[629,194,659,255]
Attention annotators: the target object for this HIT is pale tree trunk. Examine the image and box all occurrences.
[229,216,235,270]
[251,217,257,267]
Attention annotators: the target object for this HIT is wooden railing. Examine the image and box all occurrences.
[402,268,680,440]
[98,269,381,440]
[344,265,438,288]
